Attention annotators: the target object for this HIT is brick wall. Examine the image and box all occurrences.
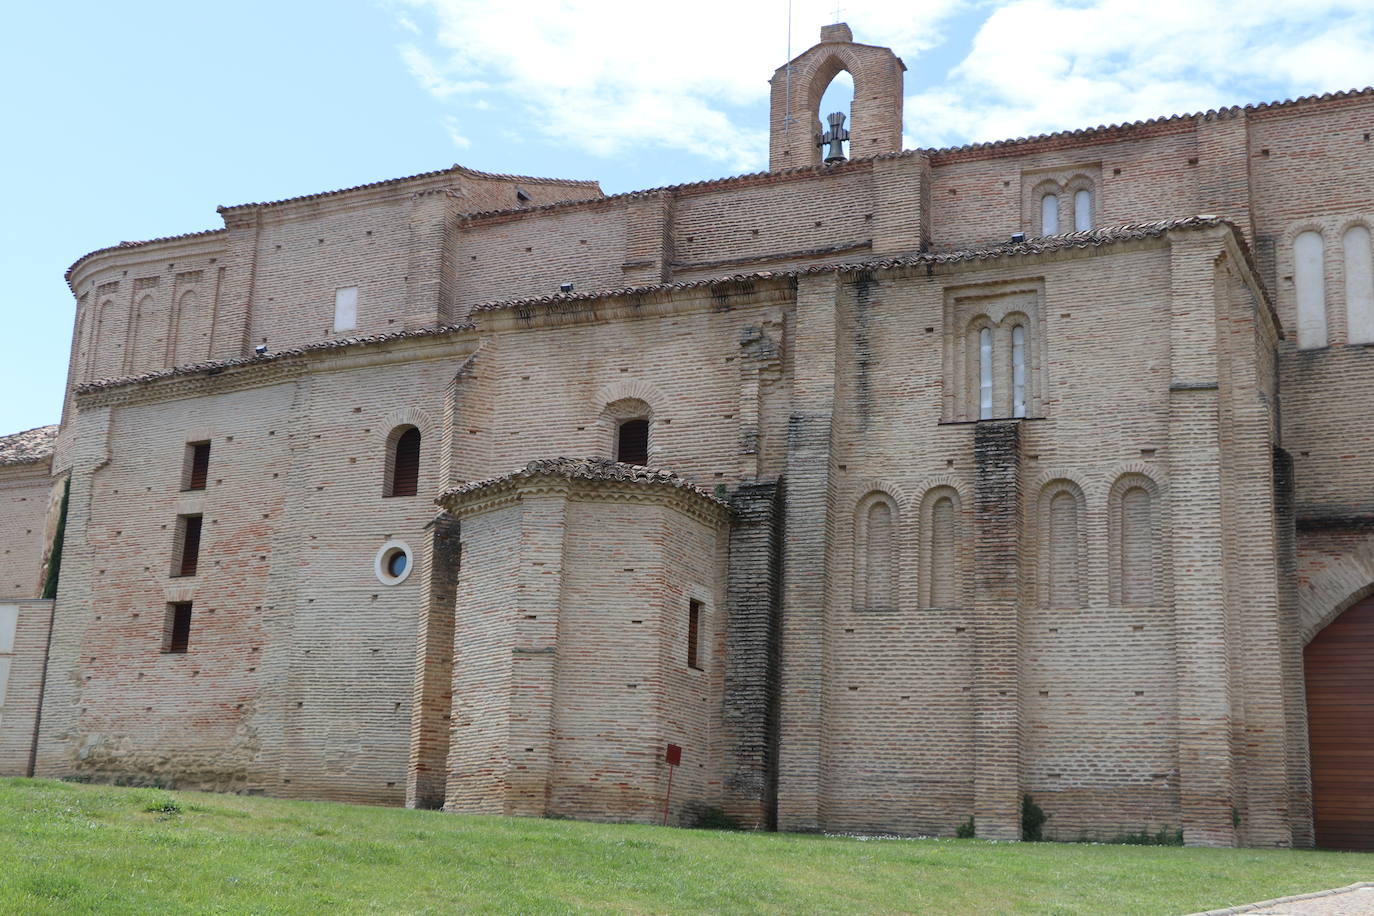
[0,600,54,776]
[0,463,54,599]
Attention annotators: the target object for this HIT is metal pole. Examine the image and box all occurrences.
[662,762,675,826]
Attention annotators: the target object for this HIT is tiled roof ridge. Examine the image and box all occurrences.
[455,156,879,223]
[920,86,1374,157]
[437,457,729,508]
[72,216,1252,397]
[216,163,600,213]
[65,228,229,285]
[468,216,1234,312]
[73,322,477,394]
[0,423,60,467]
[454,86,1374,225]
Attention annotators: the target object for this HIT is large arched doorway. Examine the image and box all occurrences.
[1305,593,1374,849]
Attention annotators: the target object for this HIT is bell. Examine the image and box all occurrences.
[818,111,850,164]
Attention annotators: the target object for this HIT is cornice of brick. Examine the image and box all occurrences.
[438,458,731,526]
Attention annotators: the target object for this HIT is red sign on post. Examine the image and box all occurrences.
[663,743,683,825]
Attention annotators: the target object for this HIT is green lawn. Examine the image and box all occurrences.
[1,778,1370,915]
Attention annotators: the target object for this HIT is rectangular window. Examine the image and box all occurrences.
[183,441,211,491]
[163,602,192,653]
[334,286,358,332]
[173,514,204,577]
[687,599,703,670]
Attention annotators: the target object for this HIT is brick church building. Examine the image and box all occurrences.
[3,24,1374,849]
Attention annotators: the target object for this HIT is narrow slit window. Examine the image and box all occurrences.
[1073,189,1092,232]
[978,328,993,419]
[334,287,358,332]
[1041,194,1059,235]
[617,419,649,466]
[183,441,211,491]
[164,602,192,653]
[1011,325,1027,418]
[687,599,702,670]
[174,514,203,577]
[387,427,421,497]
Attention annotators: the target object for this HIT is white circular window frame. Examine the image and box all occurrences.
[374,539,415,586]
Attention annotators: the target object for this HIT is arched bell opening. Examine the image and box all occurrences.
[814,68,854,164]
[1304,590,1374,850]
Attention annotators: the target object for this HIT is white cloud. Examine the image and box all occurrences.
[443,115,471,149]
[906,0,1374,149]
[390,0,1374,169]
[390,0,964,170]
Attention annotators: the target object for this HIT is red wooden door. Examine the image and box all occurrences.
[1305,594,1374,850]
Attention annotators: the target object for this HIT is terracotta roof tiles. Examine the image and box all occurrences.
[0,424,59,467]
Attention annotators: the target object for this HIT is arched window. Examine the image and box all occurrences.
[865,500,894,610]
[1041,194,1059,235]
[922,490,961,609]
[1294,230,1327,349]
[855,492,899,612]
[1109,473,1166,607]
[1344,225,1374,345]
[385,426,421,497]
[978,327,993,419]
[1011,325,1027,418]
[1073,189,1092,232]
[1118,486,1153,606]
[616,418,649,465]
[1039,483,1085,609]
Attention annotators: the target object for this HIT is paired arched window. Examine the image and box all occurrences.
[1037,181,1093,235]
[971,316,1031,419]
[1290,222,1374,348]
[1034,474,1166,608]
[385,426,421,497]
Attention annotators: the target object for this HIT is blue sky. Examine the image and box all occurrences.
[3,0,1373,436]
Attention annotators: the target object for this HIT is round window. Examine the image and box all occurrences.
[374,540,414,585]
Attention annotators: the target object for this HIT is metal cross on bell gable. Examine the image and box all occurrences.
[817,111,850,164]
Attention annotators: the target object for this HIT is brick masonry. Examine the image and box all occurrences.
[1,24,1371,847]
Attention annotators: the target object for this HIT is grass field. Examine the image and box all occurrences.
[1,778,1371,915]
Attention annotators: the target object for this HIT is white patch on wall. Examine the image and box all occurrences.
[0,605,16,653]
[0,604,13,711]
[334,287,359,332]
[1344,225,1374,345]
[1294,231,1327,349]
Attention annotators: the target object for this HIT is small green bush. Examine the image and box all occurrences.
[1112,827,1183,846]
[690,806,744,831]
[1021,795,1047,842]
[955,817,976,839]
